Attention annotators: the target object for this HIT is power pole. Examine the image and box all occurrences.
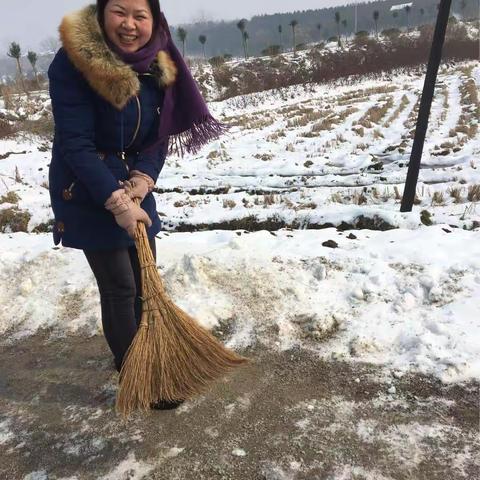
[354,4,358,33]
[400,0,452,212]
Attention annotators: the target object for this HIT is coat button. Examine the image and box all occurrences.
[62,189,73,201]
[56,221,65,233]
[98,152,106,160]
[157,107,161,115]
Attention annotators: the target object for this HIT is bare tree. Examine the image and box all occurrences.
[177,27,187,57]
[335,11,342,47]
[27,51,40,88]
[373,10,380,39]
[341,19,348,42]
[7,42,27,94]
[290,19,298,56]
[405,5,411,29]
[392,10,399,26]
[278,25,283,52]
[198,35,207,59]
[316,23,322,42]
[237,19,248,59]
[242,31,250,59]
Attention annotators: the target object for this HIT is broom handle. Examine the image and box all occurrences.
[133,198,156,271]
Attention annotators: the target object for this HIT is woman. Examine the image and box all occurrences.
[48,0,224,409]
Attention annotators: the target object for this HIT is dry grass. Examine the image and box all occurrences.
[0,118,15,140]
[311,115,338,132]
[307,106,358,134]
[439,87,449,124]
[338,106,358,122]
[454,74,480,144]
[329,189,382,205]
[431,191,445,206]
[0,191,20,204]
[263,194,277,206]
[461,77,479,108]
[358,96,394,128]
[226,113,274,131]
[448,186,463,203]
[352,125,365,137]
[403,96,421,129]
[207,150,220,159]
[337,85,396,106]
[467,184,480,202]
[286,109,327,128]
[267,129,286,142]
[455,122,478,139]
[0,207,31,232]
[222,199,237,209]
[384,94,409,127]
[356,142,369,151]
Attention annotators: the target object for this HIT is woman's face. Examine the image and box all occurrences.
[103,0,153,53]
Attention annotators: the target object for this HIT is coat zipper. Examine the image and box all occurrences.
[125,96,141,150]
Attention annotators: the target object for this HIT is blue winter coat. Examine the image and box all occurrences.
[48,5,178,250]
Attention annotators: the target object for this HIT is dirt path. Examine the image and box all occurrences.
[0,333,478,480]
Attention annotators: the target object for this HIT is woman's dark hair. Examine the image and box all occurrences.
[96,0,162,29]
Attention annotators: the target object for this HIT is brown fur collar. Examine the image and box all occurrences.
[59,5,177,109]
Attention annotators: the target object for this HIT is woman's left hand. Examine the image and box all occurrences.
[124,170,155,201]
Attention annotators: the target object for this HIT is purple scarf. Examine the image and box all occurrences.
[109,13,227,157]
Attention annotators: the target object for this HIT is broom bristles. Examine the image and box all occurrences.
[116,208,249,417]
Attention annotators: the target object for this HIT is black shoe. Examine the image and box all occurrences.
[150,399,185,410]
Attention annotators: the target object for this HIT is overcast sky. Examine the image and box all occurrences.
[0,0,365,52]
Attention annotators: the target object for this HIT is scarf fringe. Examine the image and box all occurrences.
[168,115,229,157]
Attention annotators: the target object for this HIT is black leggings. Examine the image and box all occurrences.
[83,238,156,372]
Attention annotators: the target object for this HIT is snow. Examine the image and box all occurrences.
[1,224,479,383]
[98,452,154,480]
[1,59,479,386]
[390,3,413,11]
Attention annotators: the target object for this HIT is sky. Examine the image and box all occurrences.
[0,0,365,52]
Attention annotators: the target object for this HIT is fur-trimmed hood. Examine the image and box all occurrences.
[59,5,177,109]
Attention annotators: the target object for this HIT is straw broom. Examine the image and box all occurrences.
[115,200,250,416]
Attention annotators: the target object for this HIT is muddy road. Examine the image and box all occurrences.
[0,333,478,480]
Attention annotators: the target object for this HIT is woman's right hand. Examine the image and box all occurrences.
[105,190,152,238]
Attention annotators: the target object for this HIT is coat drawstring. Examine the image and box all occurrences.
[120,111,126,161]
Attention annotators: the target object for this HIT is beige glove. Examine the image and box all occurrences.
[105,189,152,238]
[124,170,155,201]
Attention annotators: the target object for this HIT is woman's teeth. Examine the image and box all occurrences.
[119,34,137,43]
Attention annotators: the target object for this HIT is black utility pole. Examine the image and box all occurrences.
[400,0,452,212]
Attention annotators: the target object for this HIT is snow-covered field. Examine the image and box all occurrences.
[1,60,479,382]
[0,58,479,480]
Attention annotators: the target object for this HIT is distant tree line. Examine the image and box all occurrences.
[1,0,478,85]
[170,0,478,58]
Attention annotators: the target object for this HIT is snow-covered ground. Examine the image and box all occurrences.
[1,60,479,385]
[1,53,479,480]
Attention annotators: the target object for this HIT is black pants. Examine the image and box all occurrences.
[83,238,156,372]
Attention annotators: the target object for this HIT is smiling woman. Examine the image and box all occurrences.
[47,0,226,409]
